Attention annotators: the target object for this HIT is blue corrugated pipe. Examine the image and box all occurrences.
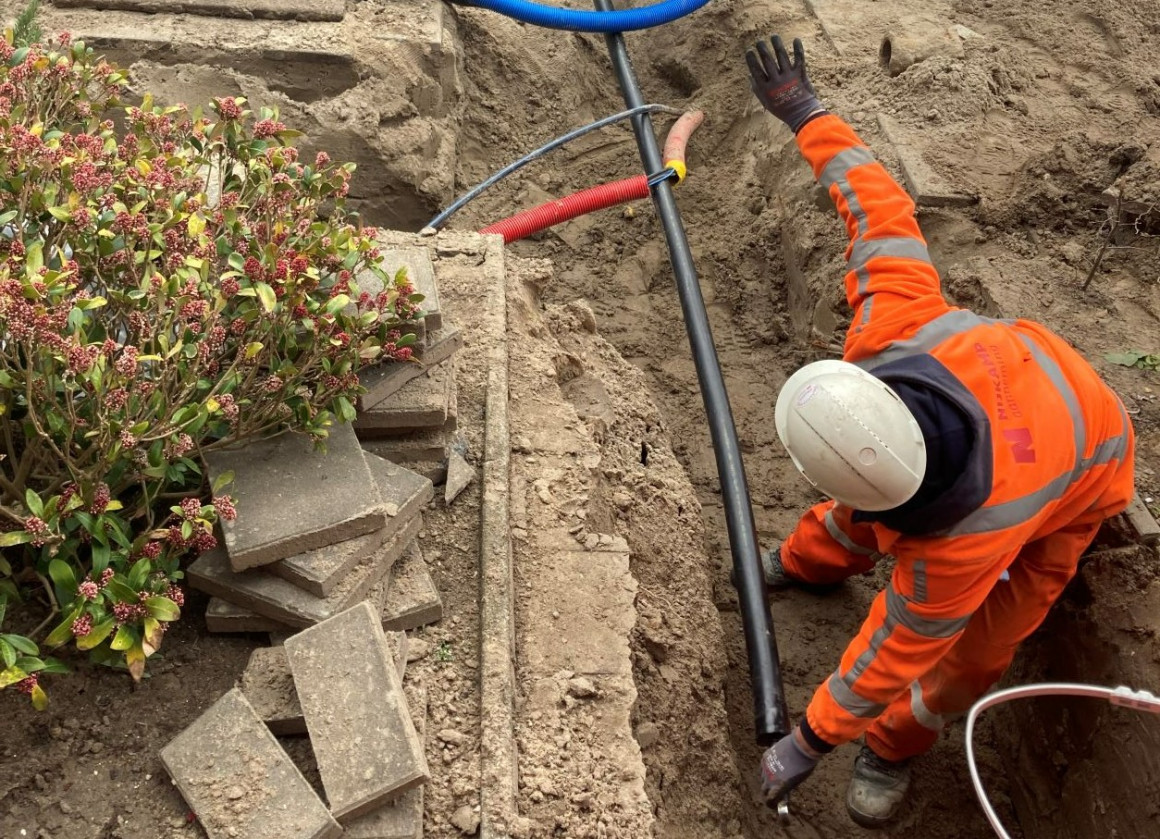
[453,0,711,32]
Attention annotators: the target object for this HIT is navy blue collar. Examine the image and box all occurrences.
[852,354,992,536]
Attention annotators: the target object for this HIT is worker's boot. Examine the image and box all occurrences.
[730,545,842,594]
[760,547,794,589]
[846,745,911,828]
[760,546,843,595]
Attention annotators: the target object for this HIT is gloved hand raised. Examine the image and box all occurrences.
[759,726,822,803]
[746,35,826,133]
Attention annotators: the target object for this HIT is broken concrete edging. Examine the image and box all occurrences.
[467,232,519,839]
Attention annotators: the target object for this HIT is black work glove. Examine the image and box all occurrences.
[759,727,822,803]
[746,35,826,133]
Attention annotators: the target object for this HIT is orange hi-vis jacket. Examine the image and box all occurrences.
[786,115,1136,751]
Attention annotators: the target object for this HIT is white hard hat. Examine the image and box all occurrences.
[774,360,927,511]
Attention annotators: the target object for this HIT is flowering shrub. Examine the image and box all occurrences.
[0,32,422,704]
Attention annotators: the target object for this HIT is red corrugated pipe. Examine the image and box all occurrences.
[481,110,705,244]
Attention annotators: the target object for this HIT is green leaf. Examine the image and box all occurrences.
[110,624,135,652]
[15,656,45,672]
[0,531,34,548]
[91,541,111,575]
[47,559,77,600]
[44,606,83,647]
[25,241,43,276]
[106,579,138,604]
[255,282,276,313]
[335,395,356,424]
[128,559,151,590]
[244,341,263,359]
[25,489,44,518]
[75,296,108,311]
[48,206,71,222]
[1106,351,1146,367]
[144,596,180,622]
[228,252,246,272]
[38,659,70,676]
[0,639,15,669]
[325,294,351,315]
[75,618,115,651]
[2,634,39,656]
[0,665,28,689]
[211,470,235,493]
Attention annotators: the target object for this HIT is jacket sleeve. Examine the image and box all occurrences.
[794,114,952,361]
[801,539,1011,748]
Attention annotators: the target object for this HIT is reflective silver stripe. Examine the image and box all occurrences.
[854,309,994,371]
[885,585,970,638]
[910,681,945,732]
[949,348,1132,537]
[831,583,966,718]
[1017,334,1085,465]
[824,508,878,557]
[843,624,893,687]
[913,561,928,604]
[819,146,877,191]
[827,671,888,719]
[949,427,1131,536]
[856,284,874,332]
[848,236,932,275]
[838,179,869,237]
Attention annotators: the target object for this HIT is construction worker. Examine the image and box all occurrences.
[746,35,1136,827]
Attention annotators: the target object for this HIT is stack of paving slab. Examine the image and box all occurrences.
[161,602,431,839]
[354,246,464,484]
[190,420,444,636]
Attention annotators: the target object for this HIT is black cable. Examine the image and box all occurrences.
[592,0,789,745]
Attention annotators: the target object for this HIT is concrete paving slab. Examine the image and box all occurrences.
[376,247,443,332]
[214,560,401,637]
[412,324,461,362]
[189,516,418,628]
[206,597,291,634]
[52,0,345,22]
[205,425,386,571]
[359,421,455,464]
[382,544,443,632]
[354,361,454,436]
[1124,492,1160,546]
[367,455,435,519]
[271,457,431,596]
[159,688,340,839]
[241,633,408,736]
[239,646,305,736]
[359,327,463,410]
[343,682,428,837]
[877,115,978,208]
[285,602,429,820]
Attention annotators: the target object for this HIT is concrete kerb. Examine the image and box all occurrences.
[473,233,519,839]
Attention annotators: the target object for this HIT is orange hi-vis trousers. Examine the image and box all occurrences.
[782,115,1136,760]
[782,489,1132,761]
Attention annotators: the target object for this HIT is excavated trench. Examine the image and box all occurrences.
[441,4,1160,839]
[33,0,1159,836]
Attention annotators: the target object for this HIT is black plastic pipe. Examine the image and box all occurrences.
[593,0,790,745]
